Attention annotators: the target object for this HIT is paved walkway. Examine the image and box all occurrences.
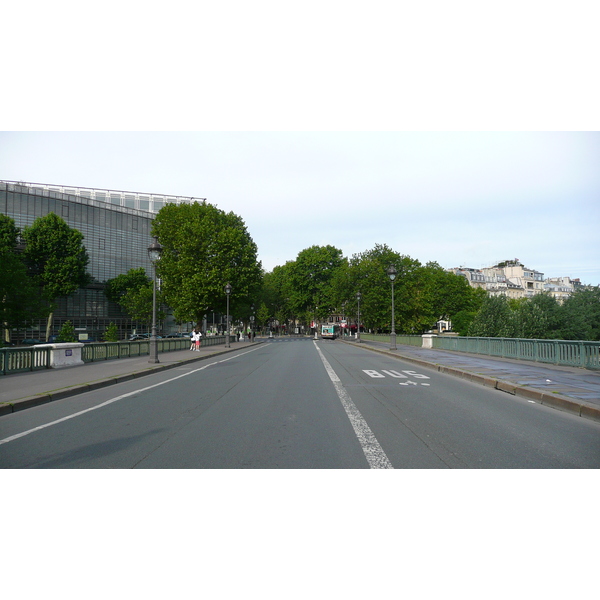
[343,338,600,422]
[2,336,599,422]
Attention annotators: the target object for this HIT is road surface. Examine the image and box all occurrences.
[1,338,599,468]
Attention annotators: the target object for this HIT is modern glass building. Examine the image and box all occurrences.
[0,180,203,341]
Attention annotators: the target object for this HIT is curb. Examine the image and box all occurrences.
[0,342,261,416]
[342,340,600,424]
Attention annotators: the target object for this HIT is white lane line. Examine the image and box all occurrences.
[0,345,264,446]
[313,342,393,469]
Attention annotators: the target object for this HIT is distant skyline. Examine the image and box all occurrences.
[1,132,599,285]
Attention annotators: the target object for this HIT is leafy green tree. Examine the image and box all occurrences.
[341,244,424,333]
[558,287,600,340]
[151,202,262,324]
[0,214,48,344]
[260,263,297,333]
[420,263,486,328]
[104,267,163,327]
[21,213,91,340]
[103,322,119,342]
[256,302,270,333]
[56,320,77,342]
[288,245,345,324]
[467,295,514,337]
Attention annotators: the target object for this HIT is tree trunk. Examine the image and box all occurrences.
[45,311,54,342]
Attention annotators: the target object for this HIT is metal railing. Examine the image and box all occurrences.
[354,333,600,370]
[0,346,51,375]
[359,333,423,346]
[432,336,600,370]
[0,335,237,375]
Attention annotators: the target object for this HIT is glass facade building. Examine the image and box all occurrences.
[0,180,202,341]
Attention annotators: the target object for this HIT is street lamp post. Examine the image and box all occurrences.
[225,283,232,347]
[147,236,163,363]
[387,265,397,350]
[356,292,361,342]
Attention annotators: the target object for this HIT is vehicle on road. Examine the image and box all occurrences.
[321,324,340,339]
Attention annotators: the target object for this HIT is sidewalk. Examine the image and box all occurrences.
[343,338,600,423]
[0,339,259,416]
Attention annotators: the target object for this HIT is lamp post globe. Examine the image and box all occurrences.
[147,236,163,363]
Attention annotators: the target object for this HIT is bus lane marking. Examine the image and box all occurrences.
[363,369,432,386]
[314,342,393,469]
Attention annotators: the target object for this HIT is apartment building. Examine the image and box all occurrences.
[452,259,576,301]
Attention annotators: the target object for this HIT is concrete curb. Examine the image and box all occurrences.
[342,340,600,423]
[0,343,261,416]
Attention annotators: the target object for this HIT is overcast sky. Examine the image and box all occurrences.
[1,3,599,287]
[1,131,598,284]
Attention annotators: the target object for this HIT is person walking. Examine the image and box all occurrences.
[191,329,199,351]
[196,329,202,350]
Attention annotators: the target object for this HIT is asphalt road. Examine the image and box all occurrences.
[1,338,599,468]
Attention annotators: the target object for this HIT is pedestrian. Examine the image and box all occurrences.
[189,330,195,351]
[196,329,202,350]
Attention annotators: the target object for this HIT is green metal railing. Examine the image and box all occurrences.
[353,333,600,370]
[0,346,51,375]
[432,336,600,370]
[0,335,237,375]
[359,333,423,346]
[81,335,235,362]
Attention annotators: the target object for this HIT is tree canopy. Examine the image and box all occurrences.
[0,214,48,343]
[21,212,91,339]
[464,289,600,340]
[151,201,262,324]
[258,243,484,334]
[105,267,164,327]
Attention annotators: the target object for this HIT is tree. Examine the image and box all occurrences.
[256,302,270,333]
[21,213,91,340]
[468,295,517,337]
[288,245,345,324]
[103,322,119,342]
[56,320,76,342]
[420,262,486,328]
[151,202,262,324]
[559,287,600,340]
[341,244,424,333]
[0,214,48,344]
[105,268,163,328]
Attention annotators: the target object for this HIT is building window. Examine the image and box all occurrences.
[62,203,69,217]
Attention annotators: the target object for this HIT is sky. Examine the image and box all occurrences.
[2,3,599,286]
[1,131,599,284]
